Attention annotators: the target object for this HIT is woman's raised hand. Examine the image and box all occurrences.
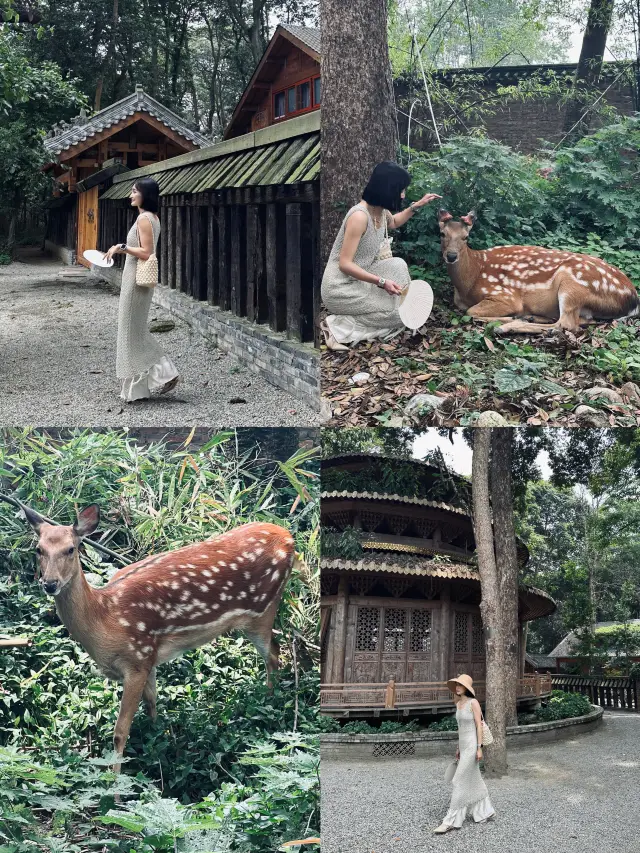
[383,279,404,295]
[414,192,442,208]
[104,245,124,261]
[476,747,483,761]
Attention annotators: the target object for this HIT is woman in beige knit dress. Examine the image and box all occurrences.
[434,674,495,834]
[104,178,179,401]
[321,161,441,348]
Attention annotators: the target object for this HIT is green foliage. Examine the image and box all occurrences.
[338,719,420,734]
[427,715,458,732]
[0,428,320,850]
[321,526,364,560]
[519,689,592,724]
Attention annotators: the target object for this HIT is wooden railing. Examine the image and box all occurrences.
[552,674,639,712]
[320,674,553,711]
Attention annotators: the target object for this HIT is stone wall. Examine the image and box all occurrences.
[92,265,320,411]
[320,705,604,760]
[44,240,75,265]
[396,62,637,153]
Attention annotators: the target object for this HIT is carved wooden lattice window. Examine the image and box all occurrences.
[471,613,483,655]
[410,610,431,652]
[384,608,406,651]
[356,607,379,651]
[454,611,468,653]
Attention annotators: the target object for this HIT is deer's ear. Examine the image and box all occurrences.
[438,209,453,229]
[461,210,477,228]
[23,505,45,533]
[74,504,100,539]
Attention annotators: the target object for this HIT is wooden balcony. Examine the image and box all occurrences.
[320,674,553,715]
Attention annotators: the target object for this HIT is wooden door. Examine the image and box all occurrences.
[345,602,436,684]
[76,186,99,267]
[452,610,486,680]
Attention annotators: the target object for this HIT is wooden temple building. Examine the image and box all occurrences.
[320,453,555,717]
[43,85,211,267]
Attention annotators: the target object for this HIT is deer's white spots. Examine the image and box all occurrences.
[197,583,207,592]
[170,581,180,590]
[275,549,287,559]
[272,570,280,582]
[207,579,216,586]
[137,621,146,631]
[244,571,251,579]
[180,590,190,601]
[119,618,130,627]
[225,580,234,588]
[220,593,228,601]
[239,590,247,599]
[218,561,226,567]
[188,572,196,577]
[247,537,256,543]
[212,603,220,609]
[230,562,238,570]
[255,547,264,556]
[250,584,256,592]
[185,564,197,569]
[142,645,153,654]
[202,569,212,577]
[271,556,279,565]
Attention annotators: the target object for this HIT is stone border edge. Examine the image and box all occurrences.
[319,705,604,744]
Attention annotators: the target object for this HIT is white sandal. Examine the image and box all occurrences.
[433,824,454,834]
[320,320,348,351]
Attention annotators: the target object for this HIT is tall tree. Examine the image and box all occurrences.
[490,429,519,728]
[320,0,398,263]
[562,0,616,137]
[471,429,508,775]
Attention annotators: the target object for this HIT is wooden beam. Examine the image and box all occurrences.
[265,202,286,332]
[185,204,194,296]
[175,206,184,292]
[285,203,302,341]
[218,205,231,310]
[58,111,197,163]
[207,206,217,305]
[166,206,176,289]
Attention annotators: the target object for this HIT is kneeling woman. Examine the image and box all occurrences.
[434,674,495,834]
[321,161,441,348]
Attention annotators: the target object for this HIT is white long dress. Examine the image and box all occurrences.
[116,211,179,401]
[442,699,496,827]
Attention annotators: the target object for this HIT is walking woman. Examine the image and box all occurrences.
[104,178,179,401]
[320,160,441,349]
[434,674,495,834]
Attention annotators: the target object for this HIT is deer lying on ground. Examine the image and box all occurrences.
[438,210,639,333]
[24,504,297,771]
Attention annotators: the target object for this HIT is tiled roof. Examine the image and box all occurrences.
[44,87,211,156]
[280,24,320,54]
[549,618,640,657]
[321,490,469,516]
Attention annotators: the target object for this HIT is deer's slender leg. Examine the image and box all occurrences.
[246,599,281,687]
[113,669,150,773]
[466,299,522,324]
[142,667,157,721]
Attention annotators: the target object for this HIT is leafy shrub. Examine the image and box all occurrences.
[524,689,592,723]
[338,719,420,734]
[321,525,364,559]
[427,715,458,732]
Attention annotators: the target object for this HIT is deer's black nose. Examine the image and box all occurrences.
[446,252,458,263]
[43,580,58,595]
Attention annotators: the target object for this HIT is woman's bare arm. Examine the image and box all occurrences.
[471,698,483,754]
[387,192,443,229]
[104,214,154,262]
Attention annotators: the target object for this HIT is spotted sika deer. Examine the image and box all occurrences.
[439,209,639,333]
[24,504,297,770]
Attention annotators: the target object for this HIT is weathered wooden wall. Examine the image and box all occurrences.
[98,180,319,344]
[44,196,77,249]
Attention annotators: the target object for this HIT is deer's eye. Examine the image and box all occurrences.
[67,546,75,555]
[35,546,42,556]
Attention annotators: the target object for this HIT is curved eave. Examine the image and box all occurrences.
[321,557,556,621]
[321,490,469,516]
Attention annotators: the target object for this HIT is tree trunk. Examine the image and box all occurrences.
[320,0,398,266]
[562,0,615,138]
[94,0,120,112]
[472,428,508,776]
[490,429,520,728]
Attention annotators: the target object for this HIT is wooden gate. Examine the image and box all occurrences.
[76,186,99,267]
[345,601,437,684]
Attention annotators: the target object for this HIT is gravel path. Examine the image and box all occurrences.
[0,251,320,426]
[321,712,640,853]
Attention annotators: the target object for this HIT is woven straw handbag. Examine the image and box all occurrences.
[376,212,393,261]
[480,709,494,746]
[135,217,159,287]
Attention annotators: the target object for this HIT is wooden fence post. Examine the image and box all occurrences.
[385,679,396,709]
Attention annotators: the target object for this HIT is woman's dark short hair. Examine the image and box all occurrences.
[133,177,160,213]
[464,688,475,697]
[362,161,411,213]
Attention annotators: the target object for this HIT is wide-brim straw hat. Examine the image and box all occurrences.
[398,279,433,330]
[447,673,475,696]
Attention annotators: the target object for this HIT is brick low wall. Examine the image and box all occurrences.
[91,265,320,410]
[320,705,604,761]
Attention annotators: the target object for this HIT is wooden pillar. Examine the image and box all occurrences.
[166,206,176,289]
[185,203,194,297]
[207,205,217,305]
[285,202,302,341]
[332,576,349,684]
[246,203,263,322]
[229,199,246,317]
[175,204,184,293]
[218,203,230,311]
[160,201,168,288]
[518,621,527,678]
[311,194,321,347]
[439,584,451,681]
[265,201,286,332]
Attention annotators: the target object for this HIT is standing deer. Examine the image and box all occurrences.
[24,504,297,770]
[438,210,639,333]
